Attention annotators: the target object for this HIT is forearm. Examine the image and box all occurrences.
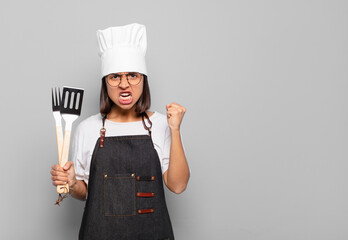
[167,129,190,193]
[70,179,87,201]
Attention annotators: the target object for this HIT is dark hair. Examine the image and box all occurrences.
[100,74,151,117]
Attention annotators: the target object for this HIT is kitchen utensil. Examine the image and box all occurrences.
[57,86,84,194]
[51,87,64,164]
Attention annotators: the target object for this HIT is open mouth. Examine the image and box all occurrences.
[120,92,132,99]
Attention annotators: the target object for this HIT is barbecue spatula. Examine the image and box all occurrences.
[57,86,84,194]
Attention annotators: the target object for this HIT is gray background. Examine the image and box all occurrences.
[0,0,347,239]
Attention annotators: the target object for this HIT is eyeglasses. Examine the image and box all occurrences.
[106,72,142,87]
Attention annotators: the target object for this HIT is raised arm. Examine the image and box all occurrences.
[163,102,190,194]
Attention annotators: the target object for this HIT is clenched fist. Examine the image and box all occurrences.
[166,102,186,131]
[51,161,77,189]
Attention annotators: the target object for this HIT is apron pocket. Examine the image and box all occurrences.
[104,172,136,216]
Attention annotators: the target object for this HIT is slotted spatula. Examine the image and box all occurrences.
[57,86,84,194]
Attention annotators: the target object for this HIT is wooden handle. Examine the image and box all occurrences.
[56,126,63,164]
[57,129,71,194]
[56,125,69,193]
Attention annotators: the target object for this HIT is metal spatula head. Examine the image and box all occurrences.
[60,86,84,115]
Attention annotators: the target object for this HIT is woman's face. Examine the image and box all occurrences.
[105,72,144,111]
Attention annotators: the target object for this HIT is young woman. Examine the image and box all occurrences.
[50,23,190,239]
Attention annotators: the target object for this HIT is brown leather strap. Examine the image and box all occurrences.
[136,176,155,181]
[100,128,106,148]
[136,192,155,197]
[99,114,107,148]
[137,208,154,214]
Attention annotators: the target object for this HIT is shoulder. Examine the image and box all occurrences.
[75,113,103,136]
[150,111,168,128]
[150,111,170,138]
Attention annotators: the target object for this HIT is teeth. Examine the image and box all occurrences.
[121,93,130,97]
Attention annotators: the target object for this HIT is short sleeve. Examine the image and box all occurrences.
[71,125,86,182]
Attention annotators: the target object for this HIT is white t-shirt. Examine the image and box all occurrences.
[71,111,185,186]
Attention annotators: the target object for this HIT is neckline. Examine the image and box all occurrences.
[103,111,157,125]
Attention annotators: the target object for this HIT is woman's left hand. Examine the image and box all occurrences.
[166,102,186,131]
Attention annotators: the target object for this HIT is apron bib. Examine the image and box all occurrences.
[78,112,174,240]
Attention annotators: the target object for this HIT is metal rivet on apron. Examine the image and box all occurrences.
[104,174,107,178]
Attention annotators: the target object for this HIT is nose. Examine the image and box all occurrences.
[118,75,130,89]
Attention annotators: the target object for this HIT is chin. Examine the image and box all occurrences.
[114,103,136,110]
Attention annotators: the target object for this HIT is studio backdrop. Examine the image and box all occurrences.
[0,0,347,239]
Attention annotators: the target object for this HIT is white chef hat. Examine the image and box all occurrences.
[96,23,148,78]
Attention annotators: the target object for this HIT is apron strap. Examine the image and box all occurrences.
[141,111,152,137]
[102,113,107,128]
[99,112,154,148]
[142,112,155,148]
[99,114,107,148]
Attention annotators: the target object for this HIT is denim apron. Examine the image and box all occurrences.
[78,112,174,240]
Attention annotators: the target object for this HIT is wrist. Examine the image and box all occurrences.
[69,177,78,192]
[170,127,180,133]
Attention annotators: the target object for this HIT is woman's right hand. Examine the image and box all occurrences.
[50,161,77,189]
